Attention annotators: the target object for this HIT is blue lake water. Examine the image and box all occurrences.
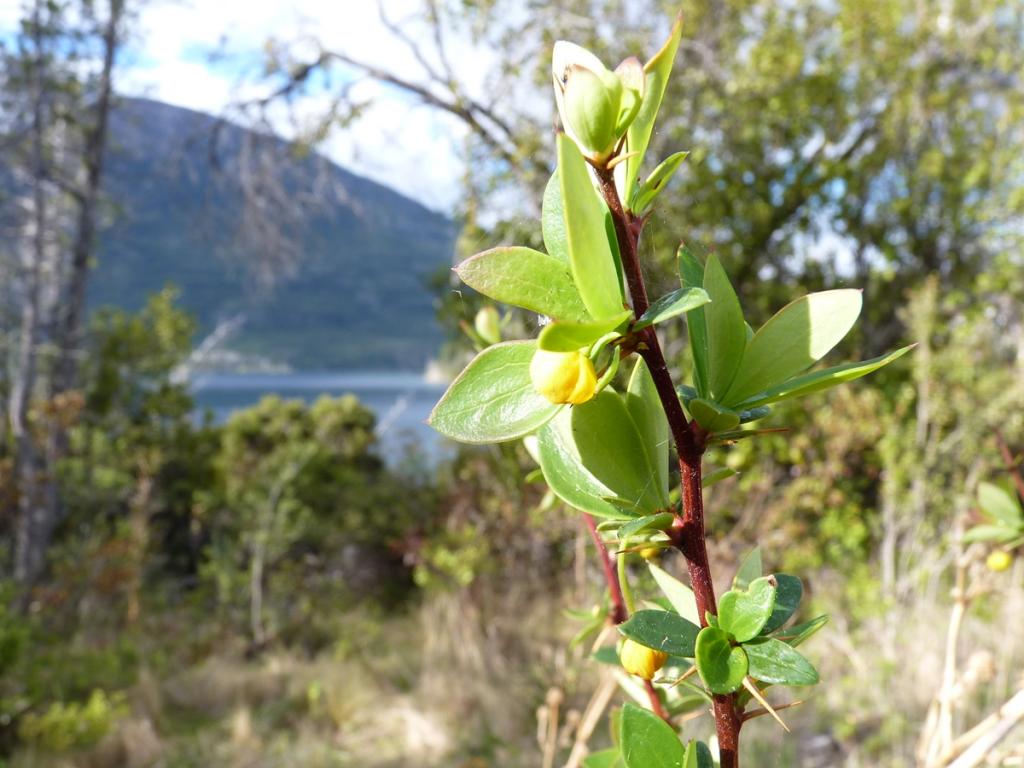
[190,371,453,465]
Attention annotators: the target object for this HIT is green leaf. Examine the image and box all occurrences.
[620,703,684,768]
[571,614,607,649]
[623,14,683,208]
[631,151,689,213]
[537,310,632,351]
[733,346,913,409]
[683,741,714,768]
[695,626,748,694]
[634,287,711,330]
[677,244,710,398]
[718,575,777,642]
[963,524,1022,544]
[743,637,819,686]
[709,427,789,444]
[702,253,747,400]
[618,513,675,541]
[739,405,771,423]
[618,609,701,657]
[625,358,670,498]
[593,646,622,665]
[557,134,624,320]
[978,482,1023,525]
[688,398,740,434]
[429,341,560,443]
[702,467,737,488]
[723,290,863,405]
[542,170,569,263]
[575,390,670,512]
[775,615,828,647]
[733,547,763,591]
[584,749,623,768]
[648,562,700,625]
[537,389,668,517]
[761,574,803,634]
[455,247,591,322]
[537,408,633,520]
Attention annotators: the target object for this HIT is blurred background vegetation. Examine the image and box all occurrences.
[0,0,1022,766]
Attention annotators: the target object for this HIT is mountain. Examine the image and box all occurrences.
[92,97,456,370]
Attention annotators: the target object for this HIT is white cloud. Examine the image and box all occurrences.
[0,0,485,211]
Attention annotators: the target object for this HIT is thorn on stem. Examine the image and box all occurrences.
[742,677,791,732]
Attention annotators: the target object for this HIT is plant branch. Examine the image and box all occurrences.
[583,512,627,625]
[594,163,742,768]
[994,429,1024,502]
[583,514,668,721]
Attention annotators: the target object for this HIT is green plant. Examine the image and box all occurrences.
[17,689,127,752]
[430,13,908,766]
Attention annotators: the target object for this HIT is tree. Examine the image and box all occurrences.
[0,0,131,587]
[256,0,1024,347]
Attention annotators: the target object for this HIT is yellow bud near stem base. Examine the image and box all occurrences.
[987,550,1013,572]
[530,349,598,405]
[620,638,669,681]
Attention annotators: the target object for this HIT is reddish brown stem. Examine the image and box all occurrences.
[994,429,1024,502]
[583,512,628,625]
[644,679,670,721]
[595,165,742,767]
[583,513,668,719]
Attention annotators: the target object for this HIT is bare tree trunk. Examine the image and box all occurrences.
[125,467,154,625]
[53,0,123,395]
[12,0,52,586]
[11,0,125,589]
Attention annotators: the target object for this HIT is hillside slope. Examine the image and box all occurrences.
[91,97,455,370]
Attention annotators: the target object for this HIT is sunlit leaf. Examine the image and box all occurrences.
[557,134,625,320]
[688,398,740,433]
[718,576,776,642]
[619,609,700,657]
[702,253,747,400]
[455,246,591,322]
[978,481,1023,525]
[625,357,670,497]
[631,151,689,213]
[695,626,748,694]
[733,547,763,590]
[702,467,738,489]
[733,346,913,409]
[761,574,803,634]
[963,524,1021,544]
[618,513,675,540]
[542,170,569,263]
[429,341,560,443]
[622,13,683,207]
[537,310,632,351]
[620,703,684,768]
[537,389,668,517]
[678,244,710,397]
[648,562,701,625]
[723,290,863,405]
[634,287,711,330]
[775,615,828,648]
[584,749,623,768]
[743,637,819,686]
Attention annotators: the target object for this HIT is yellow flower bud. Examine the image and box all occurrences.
[529,349,598,405]
[639,546,662,561]
[620,638,669,681]
[987,550,1013,573]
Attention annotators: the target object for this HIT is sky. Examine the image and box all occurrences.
[0,0,485,212]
